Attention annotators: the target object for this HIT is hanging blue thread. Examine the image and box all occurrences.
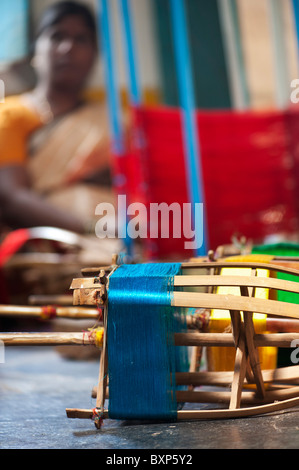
[169,0,209,257]
[107,263,188,420]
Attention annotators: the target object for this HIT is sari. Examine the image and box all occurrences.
[0,95,116,224]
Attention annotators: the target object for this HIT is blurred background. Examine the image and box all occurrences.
[2,0,299,300]
[2,0,299,109]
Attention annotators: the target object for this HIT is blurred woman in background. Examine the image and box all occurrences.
[0,1,115,236]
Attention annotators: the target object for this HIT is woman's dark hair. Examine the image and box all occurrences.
[35,1,97,43]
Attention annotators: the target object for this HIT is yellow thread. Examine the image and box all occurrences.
[89,327,104,349]
[208,262,277,374]
[224,254,274,263]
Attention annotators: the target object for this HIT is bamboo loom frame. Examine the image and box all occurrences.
[65,257,299,427]
[2,255,299,427]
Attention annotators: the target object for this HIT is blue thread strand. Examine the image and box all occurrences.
[107,263,188,420]
[119,0,142,106]
[169,0,208,256]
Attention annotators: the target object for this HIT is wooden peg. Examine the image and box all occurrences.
[111,254,118,266]
[99,269,108,285]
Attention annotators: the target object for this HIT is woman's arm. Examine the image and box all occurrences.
[0,165,85,234]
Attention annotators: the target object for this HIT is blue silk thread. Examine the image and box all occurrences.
[107,263,188,420]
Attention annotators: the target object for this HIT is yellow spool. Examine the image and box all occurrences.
[206,259,278,374]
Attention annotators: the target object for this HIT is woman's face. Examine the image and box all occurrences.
[33,15,97,92]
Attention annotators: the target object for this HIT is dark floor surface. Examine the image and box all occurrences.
[1,346,299,450]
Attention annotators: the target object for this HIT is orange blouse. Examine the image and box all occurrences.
[0,95,42,167]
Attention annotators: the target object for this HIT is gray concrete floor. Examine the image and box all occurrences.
[1,346,299,450]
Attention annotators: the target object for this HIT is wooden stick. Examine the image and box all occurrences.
[2,330,295,351]
[174,331,299,348]
[66,408,109,419]
[83,265,117,429]
[94,305,109,428]
[229,311,248,409]
[266,318,299,333]
[0,305,204,334]
[189,316,299,333]
[189,315,299,333]
[176,366,299,386]
[6,302,299,336]
[0,332,102,347]
[90,366,299,394]
[0,305,101,320]
[254,333,299,347]
[0,331,228,348]
[4,302,299,335]
[243,310,265,397]
[241,285,265,398]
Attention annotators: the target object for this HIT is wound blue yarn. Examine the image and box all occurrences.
[107,263,188,420]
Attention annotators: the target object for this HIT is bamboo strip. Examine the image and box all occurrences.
[71,273,299,293]
[173,274,299,293]
[172,292,299,319]
[66,395,299,421]
[78,260,299,276]
[176,386,299,404]
[181,261,299,277]
[76,259,299,281]
[176,396,299,420]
